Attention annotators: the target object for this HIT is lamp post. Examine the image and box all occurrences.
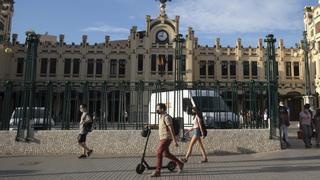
[302,31,314,107]
[174,34,185,83]
[264,34,278,139]
[173,33,185,140]
[16,31,40,142]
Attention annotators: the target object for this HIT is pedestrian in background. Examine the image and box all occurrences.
[279,102,290,148]
[263,109,269,128]
[78,104,93,158]
[180,107,208,163]
[313,109,320,147]
[299,104,312,148]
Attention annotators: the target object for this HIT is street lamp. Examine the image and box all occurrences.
[264,34,278,139]
[16,31,40,142]
[301,31,314,107]
[173,34,185,83]
[173,33,185,140]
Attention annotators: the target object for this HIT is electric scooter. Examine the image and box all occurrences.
[136,126,176,174]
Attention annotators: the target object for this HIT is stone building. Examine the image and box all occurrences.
[0,0,318,123]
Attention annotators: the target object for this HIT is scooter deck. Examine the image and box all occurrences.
[141,159,173,170]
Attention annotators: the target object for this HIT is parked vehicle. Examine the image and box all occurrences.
[149,90,239,128]
[9,107,55,130]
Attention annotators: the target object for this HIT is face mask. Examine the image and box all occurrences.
[192,112,196,115]
[156,110,161,114]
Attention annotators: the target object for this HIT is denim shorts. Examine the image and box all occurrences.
[193,128,202,137]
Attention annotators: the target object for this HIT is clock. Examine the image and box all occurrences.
[156,30,169,43]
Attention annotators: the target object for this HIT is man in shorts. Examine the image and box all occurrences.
[78,104,93,158]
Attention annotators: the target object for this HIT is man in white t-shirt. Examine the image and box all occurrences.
[150,103,184,177]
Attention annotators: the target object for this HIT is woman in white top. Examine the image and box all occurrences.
[180,107,208,163]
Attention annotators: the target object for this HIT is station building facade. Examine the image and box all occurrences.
[0,0,318,123]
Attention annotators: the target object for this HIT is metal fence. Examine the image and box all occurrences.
[0,80,273,132]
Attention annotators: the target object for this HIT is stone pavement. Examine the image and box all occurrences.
[0,123,319,180]
[1,148,320,180]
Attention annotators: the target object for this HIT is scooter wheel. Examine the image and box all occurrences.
[167,161,176,172]
[136,164,145,174]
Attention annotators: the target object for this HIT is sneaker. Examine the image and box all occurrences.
[180,157,188,163]
[87,150,93,157]
[200,159,208,163]
[150,171,160,177]
[78,154,87,159]
[177,163,184,174]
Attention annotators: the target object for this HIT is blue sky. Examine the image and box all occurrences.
[12,0,318,47]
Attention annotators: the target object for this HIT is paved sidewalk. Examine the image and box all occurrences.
[1,146,320,180]
[0,123,319,180]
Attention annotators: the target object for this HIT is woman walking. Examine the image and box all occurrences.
[181,107,208,163]
[313,109,320,147]
[299,104,313,148]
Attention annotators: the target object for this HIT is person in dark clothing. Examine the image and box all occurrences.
[279,102,290,148]
[78,104,93,158]
[300,104,312,148]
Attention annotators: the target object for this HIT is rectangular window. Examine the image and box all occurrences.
[138,54,143,72]
[16,58,24,76]
[119,59,126,76]
[158,54,166,73]
[168,55,173,72]
[64,58,71,76]
[181,55,186,73]
[208,61,214,78]
[221,61,228,76]
[87,59,94,77]
[230,61,236,77]
[285,62,292,77]
[96,59,103,77]
[251,61,258,77]
[243,61,250,77]
[40,58,48,77]
[73,58,80,76]
[276,61,279,78]
[264,61,267,79]
[110,59,117,77]
[316,22,320,34]
[151,54,157,72]
[49,58,57,76]
[199,61,206,77]
[293,62,299,77]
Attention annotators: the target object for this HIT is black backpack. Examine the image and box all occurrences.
[83,113,93,133]
[164,115,181,136]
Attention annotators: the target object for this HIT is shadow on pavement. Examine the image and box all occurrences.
[0,170,39,176]
[0,169,135,178]
[166,165,320,177]
[213,155,320,164]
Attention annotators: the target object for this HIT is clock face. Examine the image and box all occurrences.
[156,30,168,43]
